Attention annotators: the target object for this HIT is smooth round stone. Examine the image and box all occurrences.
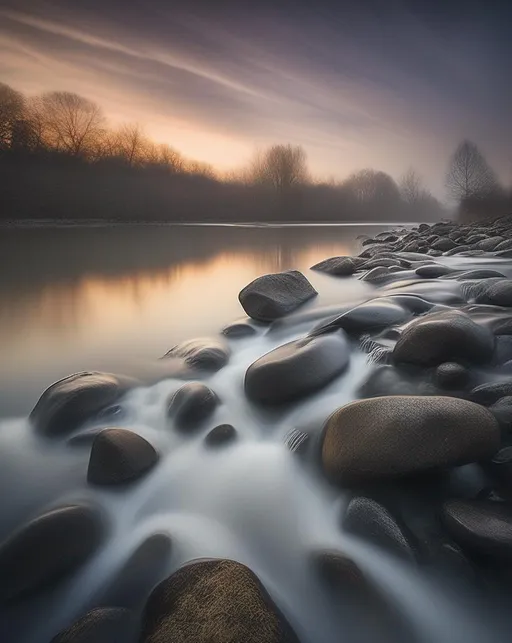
[435,362,470,389]
[30,372,135,437]
[361,257,402,270]
[451,269,506,280]
[442,499,512,561]
[360,266,393,283]
[50,608,134,643]
[470,381,512,406]
[311,256,357,276]
[393,310,494,367]
[343,497,417,562]
[167,383,219,431]
[312,298,410,335]
[204,424,238,447]
[415,264,454,278]
[489,396,512,430]
[476,280,512,307]
[0,505,105,602]
[245,332,350,405]
[222,321,257,338]
[140,559,300,643]
[487,447,512,497]
[321,396,500,485]
[432,238,457,251]
[474,236,505,251]
[162,337,230,371]
[239,270,317,322]
[358,366,418,398]
[87,428,158,486]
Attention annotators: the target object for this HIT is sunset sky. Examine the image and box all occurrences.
[1,0,511,196]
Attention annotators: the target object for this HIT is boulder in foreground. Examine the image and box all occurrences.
[245,332,350,404]
[239,270,317,322]
[321,396,499,485]
[0,504,104,602]
[30,371,135,437]
[140,559,300,643]
[393,310,494,367]
[87,428,158,486]
[167,382,219,431]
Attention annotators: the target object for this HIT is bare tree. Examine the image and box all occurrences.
[187,160,215,178]
[249,144,309,192]
[343,169,400,205]
[38,91,106,157]
[115,123,147,166]
[445,140,499,201]
[0,82,25,150]
[399,167,423,205]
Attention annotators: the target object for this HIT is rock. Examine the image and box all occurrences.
[50,607,134,643]
[204,424,238,447]
[360,266,393,283]
[312,299,410,335]
[435,362,470,389]
[494,239,512,252]
[310,256,357,276]
[489,396,512,430]
[87,429,158,486]
[493,335,512,365]
[358,366,418,398]
[393,310,494,367]
[0,504,104,602]
[470,381,512,406]
[343,497,417,562]
[239,270,317,322]
[245,332,350,405]
[418,223,430,232]
[222,321,257,338]
[388,294,433,314]
[30,372,135,437]
[361,258,402,270]
[321,396,500,485]
[487,447,512,497]
[442,499,512,561]
[432,238,457,252]
[101,534,172,610]
[476,280,512,307]
[474,236,505,251]
[167,383,219,431]
[162,338,230,371]
[415,264,454,278]
[444,245,470,256]
[451,269,506,280]
[140,559,300,643]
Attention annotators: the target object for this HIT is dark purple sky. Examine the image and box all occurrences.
[1,0,511,195]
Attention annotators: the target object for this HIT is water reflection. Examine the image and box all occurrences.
[0,224,390,416]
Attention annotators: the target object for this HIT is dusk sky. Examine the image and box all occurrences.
[1,0,511,196]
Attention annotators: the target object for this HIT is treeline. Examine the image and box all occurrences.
[0,80,500,223]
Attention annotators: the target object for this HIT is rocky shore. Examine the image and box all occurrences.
[3,215,512,642]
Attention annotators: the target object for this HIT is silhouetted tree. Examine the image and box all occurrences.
[445,140,499,201]
[250,144,309,192]
[399,167,423,205]
[37,91,106,157]
[114,123,147,166]
[0,82,25,151]
[343,169,400,206]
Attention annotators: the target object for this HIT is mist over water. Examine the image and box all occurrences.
[1,224,511,643]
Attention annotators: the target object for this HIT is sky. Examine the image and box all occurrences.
[0,0,511,196]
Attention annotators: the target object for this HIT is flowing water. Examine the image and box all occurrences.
[0,223,509,642]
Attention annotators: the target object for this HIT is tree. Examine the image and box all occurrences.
[0,82,25,151]
[115,123,147,166]
[399,167,423,205]
[343,169,400,205]
[445,140,499,201]
[38,91,105,157]
[249,144,309,192]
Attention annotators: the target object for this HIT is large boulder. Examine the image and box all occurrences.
[162,337,230,371]
[0,504,104,602]
[245,332,350,404]
[343,497,417,562]
[321,396,500,485]
[475,280,512,307]
[393,310,494,367]
[50,607,134,643]
[101,534,172,610]
[87,429,158,486]
[239,271,317,322]
[310,256,357,276]
[30,372,135,437]
[442,499,512,561]
[167,383,219,431]
[140,559,300,643]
